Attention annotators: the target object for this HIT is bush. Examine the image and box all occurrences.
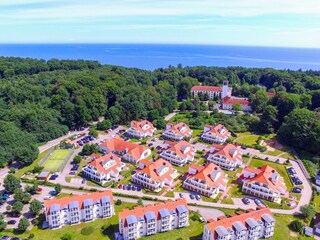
[28,233,35,239]
[73,155,82,164]
[115,199,122,206]
[290,220,304,233]
[60,233,73,240]
[81,226,94,236]
[33,165,44,174]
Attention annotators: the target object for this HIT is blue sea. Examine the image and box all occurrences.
[0,44,319,70]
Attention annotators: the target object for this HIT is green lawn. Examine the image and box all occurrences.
[129,138,141,143]
[42,149,71,172]
[249,158,293,192]
[313,193,320,212]
[117,164,136,185]
[15,148,52,178]
[242,155,250,165]
[192,129,203,138]
[235,135,259,147]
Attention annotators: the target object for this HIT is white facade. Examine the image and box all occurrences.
[45,193,114,229]
[207,155,242,171]
[162,123,192,142]
[126,120,156,139]
[201,125,231,144]
[160,142,195,166]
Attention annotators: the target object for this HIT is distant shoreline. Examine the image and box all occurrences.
[1,43,319,71]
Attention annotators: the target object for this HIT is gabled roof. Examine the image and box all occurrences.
[44,190,113,213]
[86,153,122,175]
[210,144,243,163]
[165,122,192,138]
[186,163,227,189]
[164,141,194,158]
[243,165,287,192]
[100,137,148,161]
[206,208,273,237]
[192,86,222,92]
[203,124,231,138]
[222,96,251,106]
[119,199,188,227]
[129,120,156,134]
[137,158,176,183]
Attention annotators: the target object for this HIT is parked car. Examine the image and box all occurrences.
[189,194,195,200]
[7,220,17,225]
[148,143,153,147]
[195,195,201,200]
[37,188,43,192]
[10,238,19,240]
[241,146,247,150]
[69,171,76,175]
[82,179,86,184]
[118,184,123,189]
[123,185,127,190]
[127,184,132,190]
[137,186,142,191]
[0,236,10,240]
[242,197,250,205]
[292,187,302,193]
[254,198,263,206]
[2,194,10,201]
[179,193,184,199]
[50,190,57,196]
[44,196,53,200]
[265,157,269,160]
[276,159,280,163]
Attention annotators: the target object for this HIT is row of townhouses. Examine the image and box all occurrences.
[119,199,189,240]
[126,120,156,139]
[202,208,275,240]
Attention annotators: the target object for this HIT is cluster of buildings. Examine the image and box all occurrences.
[80,119,288,203]
[44,190,276,240]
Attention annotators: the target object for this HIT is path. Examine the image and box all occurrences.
[164,112,177,121]
[217,184,234,204]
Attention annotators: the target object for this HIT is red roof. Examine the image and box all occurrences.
[267,92,276,97]
[100,137,148,161]
[243,165,287,192]
[87,153,122,176]
[44,190,113,212]
[222,96,251,106]
[206,208,272,236]
[165,141,195,158]
[204,124,231,138]
[130,120,156,134]
[165,122,192,138]
[192,86,222,92]
[210,144,243,163]
[187,163,227,189]
[119,199,188,226]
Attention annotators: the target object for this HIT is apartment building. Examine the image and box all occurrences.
[191,86,223,99]
[126,120,156,139]
[222,96,252,112]
[183,163,228,198]
[162,122,192,141]
[202,208,275,240]
[82,153,125,184]
[44,191,114,229]
[131,158,178,192]
[160,141,195,166]
[119,199,189,240]
[99,137,151,164]
[207,144,243,170]
[201,124,231,144]
[242,165,287,203]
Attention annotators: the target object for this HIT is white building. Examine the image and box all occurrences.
[207,144,243,170]
[44,191,114,229]
[99,137,151,164]
[162,122,192,141]
[119,199,189,240]
[201,124,231,144]
[126,120,156,139]
[82,153,125,184]
[131,158,178,192]
[315,170,320,186]
[160,141,195,166]
[202,208,275,240]
[242,165,287,203]
[183,163,228,198]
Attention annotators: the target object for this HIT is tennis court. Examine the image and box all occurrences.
[42,149,71,172]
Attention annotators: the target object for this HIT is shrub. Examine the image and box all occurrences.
[290,220,303,233]
[28,233,35,239]
[81,226,94,236]
[60,233,73,240]
[115,199,122,205]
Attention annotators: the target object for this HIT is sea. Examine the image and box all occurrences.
[0,44,319,71]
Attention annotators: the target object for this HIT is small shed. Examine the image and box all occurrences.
[37,171,50,181]
[304,226,313,237]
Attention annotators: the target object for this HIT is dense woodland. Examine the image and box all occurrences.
[0,57,319,167]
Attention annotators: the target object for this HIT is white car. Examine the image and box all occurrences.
[44,196,53,200]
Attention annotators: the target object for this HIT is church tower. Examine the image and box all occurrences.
[222,81,230,99]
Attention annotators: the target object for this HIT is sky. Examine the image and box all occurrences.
[0,0,320,48]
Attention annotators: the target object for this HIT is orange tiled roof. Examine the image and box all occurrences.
[192,86,222,92]
[166,122,192,137]
[204,124,231,138]
[166,141,194,158]
[210,144,243,163]
[119,199,188,226]
[130,120,155,134]
[44,190,113,212]
[138,158,176,182]
[267,92,276,97]
[187,163,227,188]
[206,208,272,236]
[100,137,148,161]
[222,96,251,106]
[243,165,287,192]
[87,153,122,176]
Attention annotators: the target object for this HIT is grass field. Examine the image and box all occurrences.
[42,149,71,172]
[235,134,259,146]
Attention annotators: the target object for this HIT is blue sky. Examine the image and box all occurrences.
[1,0,320,48]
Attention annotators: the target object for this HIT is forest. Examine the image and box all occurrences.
[0,57,319,167]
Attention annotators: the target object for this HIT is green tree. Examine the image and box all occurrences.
[96,119,112,130]
[29,199,42,216]
[89,128,98,138]
[232,103,242,112]
[260,105,279,133]
[73,155,82,164]
[290,220,304,233]
[9,167,16,174]
[80,144,99,156]
[251,90,269,113]
[4,174,21,193]
[17,217,29,232]
[54,184,62,194]
[61,233,73,240]
[13,188,31,204]
[300,205,315,221]
[12,201,23,214]
[0,213,7,230]
[137,198,143,206]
